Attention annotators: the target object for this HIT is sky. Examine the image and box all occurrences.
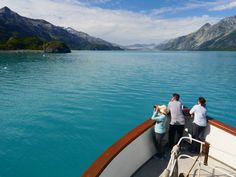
[0,0,236,45]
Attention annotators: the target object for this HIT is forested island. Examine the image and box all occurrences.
[0,36,70,53]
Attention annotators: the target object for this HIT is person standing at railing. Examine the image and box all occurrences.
[189,97,208,152]
[167,93,185,148]
[151,105,168,159]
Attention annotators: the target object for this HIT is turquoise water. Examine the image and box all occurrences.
[0,51,236,177]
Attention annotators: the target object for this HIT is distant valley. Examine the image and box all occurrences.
[123,43,157,51]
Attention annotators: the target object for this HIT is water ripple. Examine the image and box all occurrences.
[1,51,236,177]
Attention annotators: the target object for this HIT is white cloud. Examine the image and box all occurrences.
[150,3,206,16]
[0,0,220,45]
[150,7,174,15]
[150,0,236,15]
[210,0,236,11]
[87,0,113,4]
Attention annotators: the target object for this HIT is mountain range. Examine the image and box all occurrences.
[0,6,121,50]
[1,6,236,51]
[156,14,236,51]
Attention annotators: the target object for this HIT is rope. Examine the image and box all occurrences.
[186,154,201,177]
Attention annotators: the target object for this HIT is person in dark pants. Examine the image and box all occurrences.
[151,105,168,158]
[167,93,185,148]
[189,97,208,152]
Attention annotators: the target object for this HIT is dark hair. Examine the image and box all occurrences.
[199,97,206,106]
[172,93,180,101]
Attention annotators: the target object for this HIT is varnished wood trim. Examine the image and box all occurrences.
[208,118,236,136]
[183,108,236,136]
[82,119,155,177]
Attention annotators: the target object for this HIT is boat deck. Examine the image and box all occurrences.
[132,146,236,177]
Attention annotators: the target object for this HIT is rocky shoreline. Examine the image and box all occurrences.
[0,50,44,53]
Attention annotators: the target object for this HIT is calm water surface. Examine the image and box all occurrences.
[0,51,236,177]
